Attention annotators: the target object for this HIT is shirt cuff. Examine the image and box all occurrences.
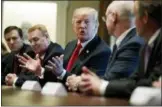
[99,79,109,96]
[38,67,45,79]
[159,76,161,81]
[13,77,18,88]
[57,69,66,80]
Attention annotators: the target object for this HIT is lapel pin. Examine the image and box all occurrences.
[86,50,89,54]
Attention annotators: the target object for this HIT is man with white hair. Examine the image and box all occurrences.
[45,7,111,90]
[101,1,144,80]
[79,0,161,100]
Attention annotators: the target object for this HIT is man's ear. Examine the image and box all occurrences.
[143,10,148,24]
[111,11,117,24]
[44,32,49,38]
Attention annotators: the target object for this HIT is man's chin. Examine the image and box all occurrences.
[11,48,20,52]
[78,37,89,42]
[34,50,40,54]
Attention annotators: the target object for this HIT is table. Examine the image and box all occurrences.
[2,86,129,106]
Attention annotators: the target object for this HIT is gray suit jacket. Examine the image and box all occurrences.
[104,30,162,98]
[103,28,145,80]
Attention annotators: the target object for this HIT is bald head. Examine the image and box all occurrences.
[105,1,134,37]
[106,1,134,21]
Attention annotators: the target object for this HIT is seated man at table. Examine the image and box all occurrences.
[79,0,162,98]
[2,26,35,86]
[45,7,111,87]
[16,24,64,87]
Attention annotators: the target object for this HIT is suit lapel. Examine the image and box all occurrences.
[70,36,100,73]
[106,49,117,70]
[42,42,54,66]
[64,40,77,68]
[146,33,161,74]
[139,45,146,76]
[107,28,136,71]
[119,28,136,48]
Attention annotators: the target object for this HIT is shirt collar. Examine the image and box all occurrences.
[115,27,135,48]
[148,28,161,48]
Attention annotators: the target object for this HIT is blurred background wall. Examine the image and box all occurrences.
[2,0,114,51]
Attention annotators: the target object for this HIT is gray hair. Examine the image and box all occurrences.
[108,1,134,21]
[72,7,99,35]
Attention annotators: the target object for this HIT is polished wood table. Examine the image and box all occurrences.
[2,86,129,106]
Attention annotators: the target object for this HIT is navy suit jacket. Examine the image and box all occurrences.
[103,28,145,80]
[38,42,64,87]
[104,30,162,98]
[2,42,64,87]
[62,36,111,83]
[1,43,36,86]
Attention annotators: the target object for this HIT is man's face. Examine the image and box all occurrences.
[28,29,48,54]
[73,14,96,42]
[105,8,115,36]
[134,1,146,37]
[5,29,23,51]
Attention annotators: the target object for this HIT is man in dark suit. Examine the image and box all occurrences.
[16,24,64,87]
[79,0,161,98]
[2,26,35,86]
[45,7,111,90]
[101,0,144,80]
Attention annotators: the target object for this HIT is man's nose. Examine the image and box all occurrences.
[9,39,14,44]
[80,21,86,28]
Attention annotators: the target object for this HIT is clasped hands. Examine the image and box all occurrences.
[5,73,17,86]
[65,66,102,96]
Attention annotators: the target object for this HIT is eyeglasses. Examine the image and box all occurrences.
[102,12,113,23]
[102,16,106,22]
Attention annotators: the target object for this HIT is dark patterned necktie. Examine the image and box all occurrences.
[144,44,152,72]
[109,44,117,62]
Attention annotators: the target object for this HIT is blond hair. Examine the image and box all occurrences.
[28,24,49,37]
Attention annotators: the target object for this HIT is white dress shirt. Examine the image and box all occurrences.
[116,27,135,48]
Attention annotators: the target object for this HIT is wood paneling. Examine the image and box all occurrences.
[98,0,113,45]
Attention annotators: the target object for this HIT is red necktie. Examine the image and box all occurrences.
[66,43,82,72]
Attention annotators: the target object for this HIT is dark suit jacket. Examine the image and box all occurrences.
[1,43,36,86]
[62,36,111,83]
[104,30,162,98]
[38,42,64,87]
[103,28,145,80]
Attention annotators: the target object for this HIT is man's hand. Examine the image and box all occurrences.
[45,54,64,76]
[66,74,81,91]
[17,53,42,76]
[78,66,102,96]
[5,73,17,86]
